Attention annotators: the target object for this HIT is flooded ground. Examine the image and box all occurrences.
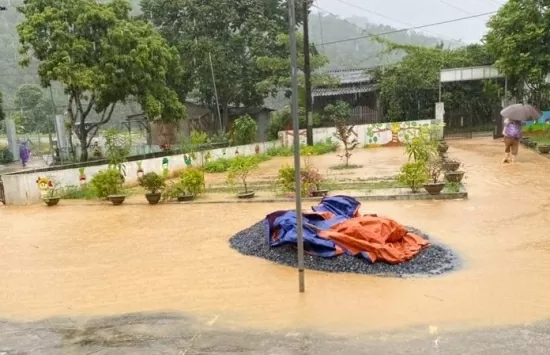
[1,138,550,339]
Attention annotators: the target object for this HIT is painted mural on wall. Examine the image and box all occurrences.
[36,176,53,198]
[365,120,431,147]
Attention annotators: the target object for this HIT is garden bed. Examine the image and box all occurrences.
[229,221,460,277]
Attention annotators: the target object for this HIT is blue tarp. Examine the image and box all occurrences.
[264,195,360,258]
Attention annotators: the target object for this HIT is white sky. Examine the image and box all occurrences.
[314,0,507,43]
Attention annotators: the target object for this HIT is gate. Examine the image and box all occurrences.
[0,178,4,205]
[443,109,496,140]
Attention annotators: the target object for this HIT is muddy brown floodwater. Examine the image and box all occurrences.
[1,138,550,337]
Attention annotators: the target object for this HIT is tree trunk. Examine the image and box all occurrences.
[222,101,229,132]
[79,132,88,162]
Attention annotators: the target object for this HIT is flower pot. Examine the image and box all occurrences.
[177,194,195,202]
[311,189,329,197]
[438,143,449,153]
[445,171,465,183]
[538,145,550,154]
[43,197,60,206]
[528,141,537,148]
[108,195,126,205]
[145,193,162,205]
[237,191,255,199]
[520,137,530,145]
[423,182,445,195]
[443,160,460,172]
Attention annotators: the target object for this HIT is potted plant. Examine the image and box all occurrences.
[227,155,260,198]
[139,172,165,205]
[538,144,550,154]
[137,161,144,178]
[444,169,465,183]
[437,141,449,153]
[78,167,87,185]
[397,161,428,193]
[302,166,327,197]
[89,168,126,205]
[178,167,205,201]
[423,157,445,195]
[42,179,61,206]
[443,159,461,172]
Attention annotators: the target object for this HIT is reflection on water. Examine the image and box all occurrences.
[1,138,550,334]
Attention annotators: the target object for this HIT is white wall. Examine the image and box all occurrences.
[278,119,434,147]
[1,140,281,205]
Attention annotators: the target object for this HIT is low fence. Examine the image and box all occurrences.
[278,119,437,147]
[0,140,281,205]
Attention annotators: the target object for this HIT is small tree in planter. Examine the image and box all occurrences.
[302,165,326,197]
[139,172,166,205]
[398,161,428,193]
[178,167,205,201]
[423,157,445,195]
[89,168,126,205]
[324,101,360,168]
[227,155,260,198]
[104,129,131,182]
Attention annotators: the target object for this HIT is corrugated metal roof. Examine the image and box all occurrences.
[312,84,377,97]
[325,68,373,84]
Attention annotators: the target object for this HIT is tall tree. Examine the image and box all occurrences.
[17,0,185,161]
[140,0,304,131]
[485,0,550,107]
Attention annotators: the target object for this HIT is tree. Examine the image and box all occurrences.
[0,92,5,122]
[17,0,185,161]
[141,0,303,131]
[326,101,358,168]
[13,84,54,133]
[256,33,335,105]
[371,39,500,124]
[484,0,550,107]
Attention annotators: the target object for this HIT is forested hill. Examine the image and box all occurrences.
[0,1,459,115]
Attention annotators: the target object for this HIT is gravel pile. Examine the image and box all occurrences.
[229,221,459,278]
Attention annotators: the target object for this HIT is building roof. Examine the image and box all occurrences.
[312,84,377,97]
[324,68,373,84]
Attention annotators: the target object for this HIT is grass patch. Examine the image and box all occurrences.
[330,164,364,170]
[204,154,271,173]
[59,185,97,200]
[443,182,461,193]
[266,138,338,157]
[204,179,403,193]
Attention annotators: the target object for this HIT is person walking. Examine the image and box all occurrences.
[502,118,522,163]
[18,140,31,167]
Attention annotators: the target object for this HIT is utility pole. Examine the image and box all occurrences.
[303,0,313,146]
[288,0,305,293]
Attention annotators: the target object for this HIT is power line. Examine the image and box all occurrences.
[333,0,462,44]
[316,10,497,46]
[438,0,472,16]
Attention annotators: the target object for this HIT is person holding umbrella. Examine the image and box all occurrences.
[500,103,541,163]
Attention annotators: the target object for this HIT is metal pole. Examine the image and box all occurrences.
[208,52,223,132]
[288,0,305,293]
[303,0,313,146]
[48,87,56,160]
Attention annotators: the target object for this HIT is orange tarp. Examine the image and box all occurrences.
[319,215,430,264]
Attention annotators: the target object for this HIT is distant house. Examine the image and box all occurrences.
[129,101,274,146]
[313,68,380,124]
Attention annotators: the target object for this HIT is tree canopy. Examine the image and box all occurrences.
[13,84,54,133]
[17,0,185,161]
[371,39,500,124]
[484,0,550,107]
[140,0,306,130]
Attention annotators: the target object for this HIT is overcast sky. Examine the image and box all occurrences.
[313,0,506,43]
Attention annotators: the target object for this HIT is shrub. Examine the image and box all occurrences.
[179,167,205,196]
[232,114,257,146]
[139,172,166,194]
[266,106,322,140]
[59,185,96,200]
[227,155,260,193]
[275,164,324,197]
[89,168,124,198]
[204,158,232,173]
[267,139,338,157]
[0,147,13,164]
[426,157,443,183]
[397,162,428,193]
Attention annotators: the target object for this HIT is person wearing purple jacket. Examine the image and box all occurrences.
[502,118,522,163]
